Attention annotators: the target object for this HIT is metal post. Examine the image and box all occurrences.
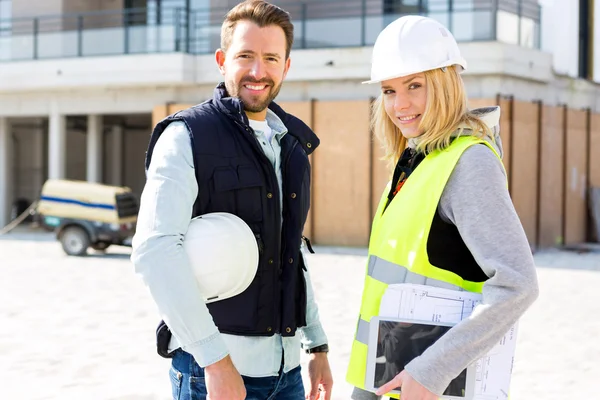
[448,0,454,33]
[174,8,181,52]
[157,0,162,24]
[155,1,161,53]
[491,0,498,41]
[517,0,523,45]
[301,3,307,49]
[361,0,367,46]
[77,15,83,57]
[33,18,38,59]
[185,0,190,53]
[536,1,542,48]
[124,8,130,54]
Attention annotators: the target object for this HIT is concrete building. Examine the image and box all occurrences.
[0,0,598,233]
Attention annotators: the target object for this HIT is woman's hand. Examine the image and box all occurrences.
[375,370,438,400]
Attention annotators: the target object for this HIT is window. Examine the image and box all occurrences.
[0,0,11,36]
[578,0,592,79]
[384,0,426,15]
[125,0,148,26]
[126,0,147,8]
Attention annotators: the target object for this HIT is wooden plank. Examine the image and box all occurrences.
[312,100,371,246]
[564,109,588,245]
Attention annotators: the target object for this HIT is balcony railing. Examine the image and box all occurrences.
[0,0,541,62]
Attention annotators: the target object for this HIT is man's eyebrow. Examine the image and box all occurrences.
[236,50,282,59]
[264,53,281,59]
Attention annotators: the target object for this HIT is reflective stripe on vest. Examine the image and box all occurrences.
[346,136,503,396]
[355,255,465,344]
[368,255,463,289]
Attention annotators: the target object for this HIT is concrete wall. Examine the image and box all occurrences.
[63,0,124,14]
[540,0,582,79]
[11,0,124,17]
[62,0,126,30]
[11,0,125,33]
[539,0,600,83]
[0,42,554,92]
[1,43,599,120]
[11,0,63,18]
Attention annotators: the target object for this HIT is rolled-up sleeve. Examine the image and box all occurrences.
[131,121,228,367]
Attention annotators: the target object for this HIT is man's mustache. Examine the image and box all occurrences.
[240,79,274,86]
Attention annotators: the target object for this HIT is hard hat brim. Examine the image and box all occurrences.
[362,61,467,85]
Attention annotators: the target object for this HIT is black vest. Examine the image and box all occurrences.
[145,83,319,337]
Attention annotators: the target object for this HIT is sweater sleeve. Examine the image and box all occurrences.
[403,144,540,395]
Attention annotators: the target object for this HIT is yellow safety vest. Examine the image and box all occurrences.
[346,136,502,398]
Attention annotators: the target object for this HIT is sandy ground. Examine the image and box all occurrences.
[1,229,599,399]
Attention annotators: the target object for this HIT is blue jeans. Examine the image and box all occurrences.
[169,350,305,400]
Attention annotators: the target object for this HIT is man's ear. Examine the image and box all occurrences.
[215,49,226,76]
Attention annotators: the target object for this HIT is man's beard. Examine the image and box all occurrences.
[225,77,283,114]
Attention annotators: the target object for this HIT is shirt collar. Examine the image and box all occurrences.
[251,109,288,140]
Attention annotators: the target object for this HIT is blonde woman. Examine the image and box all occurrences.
[346,16,539,400]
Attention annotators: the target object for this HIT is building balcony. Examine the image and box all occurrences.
[0,0,541,62]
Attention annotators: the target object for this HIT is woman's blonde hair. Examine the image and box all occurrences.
[372,66,491,169]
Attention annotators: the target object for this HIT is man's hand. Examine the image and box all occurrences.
[305,353,333,400]
[204,355,246,400]
[375,370,438,400]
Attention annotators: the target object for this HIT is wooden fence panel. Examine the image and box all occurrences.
[312,100,371,246]
[564,109,588,245]
[538,105,565,247]
[510,101,540,247]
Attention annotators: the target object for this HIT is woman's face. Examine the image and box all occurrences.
[381,72,427,139]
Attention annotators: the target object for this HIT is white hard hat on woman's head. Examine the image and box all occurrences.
[363,15,467,84]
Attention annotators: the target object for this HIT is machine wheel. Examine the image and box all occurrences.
[60,226,90,256]
[91,242,111,251]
